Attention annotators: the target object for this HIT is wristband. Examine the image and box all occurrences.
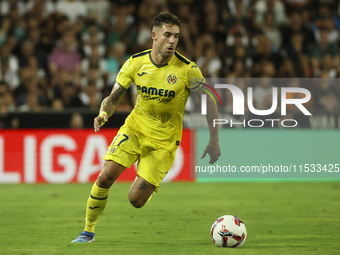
[99,111,108,126]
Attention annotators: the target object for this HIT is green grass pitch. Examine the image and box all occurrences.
[1,182,340,255]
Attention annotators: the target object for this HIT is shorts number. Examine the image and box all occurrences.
[117,134,129,146]
[112,133,129,146]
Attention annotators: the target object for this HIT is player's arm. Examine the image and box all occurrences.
[187,62,220,164]
[94,82,127,132]
[193,89,221,164]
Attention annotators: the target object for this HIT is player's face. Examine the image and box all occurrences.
[154,24,179,59]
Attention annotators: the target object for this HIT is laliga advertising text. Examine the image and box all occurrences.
[195,164,340,175]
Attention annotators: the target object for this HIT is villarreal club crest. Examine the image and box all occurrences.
[167,74,177,84]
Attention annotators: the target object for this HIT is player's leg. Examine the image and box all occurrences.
[84,160,126,232]
[72,125,139,243]
[128,175,155,208]
[71,160,126,243]
[127,147,176,208]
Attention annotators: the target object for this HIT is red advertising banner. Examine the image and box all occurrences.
[0,129,193,184]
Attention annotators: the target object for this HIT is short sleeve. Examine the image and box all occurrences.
[186,62,205,92]
[116,58,133,89]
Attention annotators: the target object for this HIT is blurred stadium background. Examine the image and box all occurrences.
[0,1,340,254]
[0,0,340,128]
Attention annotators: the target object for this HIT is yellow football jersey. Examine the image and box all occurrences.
[116,49,204,151]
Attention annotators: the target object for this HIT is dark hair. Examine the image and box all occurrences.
[151,12,180,31]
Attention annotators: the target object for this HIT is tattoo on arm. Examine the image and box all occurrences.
[139,180,148,190]
[100,82,127,117]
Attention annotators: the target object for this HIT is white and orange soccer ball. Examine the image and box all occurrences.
[210,215,247,248]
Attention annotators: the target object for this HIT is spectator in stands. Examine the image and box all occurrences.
[83,34,105,57]
[87,93,100,110]
[54,15,70,40]
[43,0,57,19]
[51,69,72,99]
[56,0,87,24]
[85,0,110,25]
[59,82,83,108]
[225,0,253,32]
[252,36,282,75]
[281,10,314,50]
[313,4,340,44]
[70,112,84,128]
[106,42,129,84]
[27,55,46,78]
[81,63,104,92]
[0,81,15,113]
[203,2,227,45]
[79,81,102,109]
[39,14,57,52]
[254,0,288,25]
[0,62,20,91]
[196,46,222,78]
[5,34,19,55]
[315,73,340,112]
[0,91,8,114]
[227,59,250,78]
[106,6,137,47]
[0,16,12,47]
[226,22,249,47]
[82,22,105,45]
[27,15,40,30]
[308,28,340,74]
[51,98,64,111]
[262,11,281,50]
[18,92,43,112]
[81,48,106,76]
[136,20,153,51]
[196,36,214,76]
[49,30,81,82]
[13,15,26,42]
[284,33,306,62]
[253,61,276,110]
[279,58,298,77]
[299,55,312,77]
[27,27,41,48]
[0,43,20,90]
[15,77,46,107]
[225,44,252,75]
[19,39,47,71]
[316,53,338,78]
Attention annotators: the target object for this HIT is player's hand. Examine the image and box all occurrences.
[201,140,221,164]
[94,112,108,132]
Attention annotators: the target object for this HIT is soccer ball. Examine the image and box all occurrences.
[210,215,247,248]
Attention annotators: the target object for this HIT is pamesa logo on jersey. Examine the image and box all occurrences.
[136,85,175,98]
[167,74,177,84]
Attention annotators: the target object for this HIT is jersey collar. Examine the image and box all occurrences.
[149,51,173,68]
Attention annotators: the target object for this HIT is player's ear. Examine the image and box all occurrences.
[151,30,157,40]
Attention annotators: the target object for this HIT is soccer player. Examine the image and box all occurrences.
[71,12,220,243]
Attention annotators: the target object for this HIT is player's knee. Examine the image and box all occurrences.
[128,192,146,208]
[129,198,145,208]
[97,172,114,188]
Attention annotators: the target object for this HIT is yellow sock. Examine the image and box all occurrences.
[84,182,109,233]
